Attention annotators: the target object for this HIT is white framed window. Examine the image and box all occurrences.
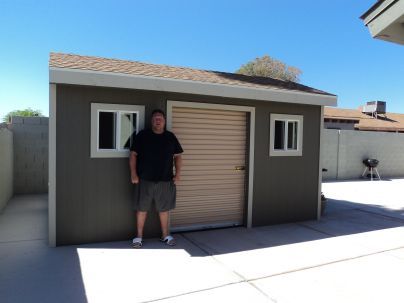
[91,103,145,158]
[269,114,303,157]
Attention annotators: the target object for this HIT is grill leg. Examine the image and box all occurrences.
[361,167,368,177]
[370,167,373,181]
[374,167,381,180]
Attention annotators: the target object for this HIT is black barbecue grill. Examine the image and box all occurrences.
[361,158,381,180]
[362,159,379,168]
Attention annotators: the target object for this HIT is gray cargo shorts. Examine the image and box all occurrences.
[133,179,176,212]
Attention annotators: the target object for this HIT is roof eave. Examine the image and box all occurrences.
[361,0,404,45]
[324,116,361,121]
[357,126,404,132]
[49,67,337,107]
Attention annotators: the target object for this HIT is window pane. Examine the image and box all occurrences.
[120,113,137,149]
[287,121,298,150]
[274,120,285,150]
[99,112,116,149]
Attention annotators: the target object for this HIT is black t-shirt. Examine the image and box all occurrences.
[130,129,183,182]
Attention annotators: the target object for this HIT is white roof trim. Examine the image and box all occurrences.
[362,0,397,25]
[49,67,337,106]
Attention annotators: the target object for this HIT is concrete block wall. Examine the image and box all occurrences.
[322,129,404,180]
[9,117,49,194]
[321,129,339,180]
[0,128,13,212]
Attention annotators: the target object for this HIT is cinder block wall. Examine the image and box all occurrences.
[322,129,404,180]
[9,117,49,194]
[321,129,339,180]
[0,127,13,212]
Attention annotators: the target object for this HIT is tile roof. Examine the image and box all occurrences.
[49,53,334,97]
[324,107,404,132]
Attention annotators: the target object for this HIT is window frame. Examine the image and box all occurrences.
[269,113,303,157]
[90,103,145,158]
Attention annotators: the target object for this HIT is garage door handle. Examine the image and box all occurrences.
[234,166,245,171]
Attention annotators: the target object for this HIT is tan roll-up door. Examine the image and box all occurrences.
[170,106,248,231]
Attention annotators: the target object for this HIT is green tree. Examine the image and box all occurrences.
[236,55,302,82]
[3,108,44,123]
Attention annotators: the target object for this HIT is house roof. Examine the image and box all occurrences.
[49,53,337,106]
[324,107,404,132]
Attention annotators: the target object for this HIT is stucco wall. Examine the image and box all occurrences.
[0,127,13,212]
[322,129,404,180]
[9,117,49,194]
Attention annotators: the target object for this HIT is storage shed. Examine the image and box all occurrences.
[49,53,337,246]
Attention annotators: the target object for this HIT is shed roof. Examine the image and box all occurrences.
[324,107,404,132]
[49,53,337,106]
[50,53,334,96]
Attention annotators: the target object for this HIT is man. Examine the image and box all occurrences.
[129,109,183,248]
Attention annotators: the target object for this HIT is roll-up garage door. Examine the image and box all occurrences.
[170,106,248,231]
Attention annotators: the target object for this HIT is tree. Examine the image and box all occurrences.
[236,55,302,82]
[3,108,44,123]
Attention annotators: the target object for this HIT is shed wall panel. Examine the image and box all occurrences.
[55,84,321,245]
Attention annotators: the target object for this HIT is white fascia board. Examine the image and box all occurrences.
[366,1,404,37]
[49,67,337,107]
[363,0,398,25]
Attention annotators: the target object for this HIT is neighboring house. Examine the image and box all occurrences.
[361,0,404,45]
[324,102,404,132]
[49,53,337,246]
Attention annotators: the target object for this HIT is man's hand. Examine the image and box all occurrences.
[129,151,139,184]
[173,174,180,185]
[131,173,139,184]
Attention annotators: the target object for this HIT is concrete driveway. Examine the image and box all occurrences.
[1,179,404,303]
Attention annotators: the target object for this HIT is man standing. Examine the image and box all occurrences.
[129,109,183,248]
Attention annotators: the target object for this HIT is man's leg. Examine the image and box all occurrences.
[136,211,148,238]
[158,211,170,239]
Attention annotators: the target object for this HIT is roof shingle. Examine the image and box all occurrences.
[49,53,334,97]
[324,107,404,132]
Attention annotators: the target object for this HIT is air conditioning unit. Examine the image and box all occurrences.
[362,101,386,115]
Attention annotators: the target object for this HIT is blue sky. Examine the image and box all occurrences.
[0,0,403,121]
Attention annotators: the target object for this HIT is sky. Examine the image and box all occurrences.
[0,0,403,121]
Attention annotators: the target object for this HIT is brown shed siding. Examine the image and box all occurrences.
[55,84,321,245]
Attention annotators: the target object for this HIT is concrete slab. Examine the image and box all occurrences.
[184,226,371,280]
[252,252,404,303]
[0,240,88,303]
[387,248,404,260]
[156,282,271,303]
[2,179,404,302]
[74,237,242,303]
[302,208,404,237]
[0,194,47,242]
[323,179,404,218]
[183,224,329,255]
[0,195,242,303]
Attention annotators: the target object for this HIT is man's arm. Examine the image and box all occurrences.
[173,154,182,185]
[129,151,139,184]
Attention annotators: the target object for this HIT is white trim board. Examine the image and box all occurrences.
[49,84,57,247]
[50,67,337,107]
[318,106,324,220]
[167,100,255,229]
[362,0,398,25]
